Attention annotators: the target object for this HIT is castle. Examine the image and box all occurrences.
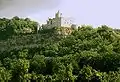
[41,11,78,29]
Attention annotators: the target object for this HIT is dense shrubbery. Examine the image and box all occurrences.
[0,17,120,81]
[0,16,38,40]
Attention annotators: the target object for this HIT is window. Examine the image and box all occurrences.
[51,21,52,24]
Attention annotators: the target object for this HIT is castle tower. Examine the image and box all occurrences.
[55,10,62,18]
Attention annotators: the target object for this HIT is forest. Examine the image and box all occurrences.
[0,17,120,82]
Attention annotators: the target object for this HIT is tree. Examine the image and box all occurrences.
[0,67,12,81]
[30,55,46,74]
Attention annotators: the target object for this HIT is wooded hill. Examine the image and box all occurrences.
[0,17,120,82]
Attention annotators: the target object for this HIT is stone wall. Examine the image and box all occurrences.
[42,11,74,29]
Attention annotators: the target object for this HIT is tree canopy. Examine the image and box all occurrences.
[0,16,38,40]
[0,17,120,81]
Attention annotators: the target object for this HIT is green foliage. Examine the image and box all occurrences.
[1,18,120,81]
[0,67,11,81]
[0,17,38,40]
[30,55,46,74]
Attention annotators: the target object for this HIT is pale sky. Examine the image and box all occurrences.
[0,0,120,28]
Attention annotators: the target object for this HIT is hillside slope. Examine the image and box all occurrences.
[0,25,120,81]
